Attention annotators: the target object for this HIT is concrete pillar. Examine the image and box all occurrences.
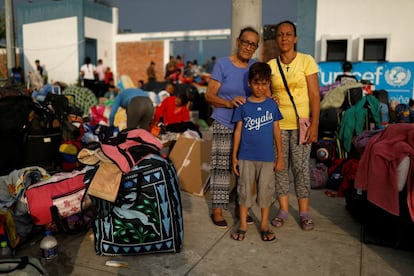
[5,0,16,76]
[231,0,262,59]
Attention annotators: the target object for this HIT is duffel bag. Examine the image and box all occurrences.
[87,154,183,256]
[24,168,89,226]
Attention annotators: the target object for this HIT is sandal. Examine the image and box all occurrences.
[300,217,314,231]
[211,214,228,229]
[236,214,254,225]
[260,230,276,242]
[231,229,247,241]
[235,206,254,225]
[271,217,285,228]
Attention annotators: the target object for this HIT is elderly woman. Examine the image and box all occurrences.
[206,26,260,228]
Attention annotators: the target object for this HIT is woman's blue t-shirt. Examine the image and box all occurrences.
[210,57,255,129]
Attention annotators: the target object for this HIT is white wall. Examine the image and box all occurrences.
[315,0,414,62]
[23,17,79,85]
[84,17,114,71]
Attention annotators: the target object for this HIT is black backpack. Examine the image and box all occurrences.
[342,87,363,110]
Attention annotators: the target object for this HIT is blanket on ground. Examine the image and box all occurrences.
[355,123,414,220]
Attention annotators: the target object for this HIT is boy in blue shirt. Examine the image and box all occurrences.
[231,62,284,242]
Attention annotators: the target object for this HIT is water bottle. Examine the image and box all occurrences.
[0,241,12,259]
[40,230,58,260]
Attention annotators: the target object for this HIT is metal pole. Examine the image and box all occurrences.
[5,0,16,77]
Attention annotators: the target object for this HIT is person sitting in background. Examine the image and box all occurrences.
[192,59,201,79]
[28,70,44,91]
[166,68,183,84]
[153,88,190,126]
[335,61,358,84]
[153,91,201,136]
[11,67,24,85]
[103,78,121,99]
[409,99,414,123]
[137,79,144,88]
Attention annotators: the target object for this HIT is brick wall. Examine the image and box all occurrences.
[0,50,20,80]
[116,40,165,86]
[0,52,7,79]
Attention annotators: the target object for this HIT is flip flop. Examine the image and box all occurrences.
[261,230,276,242]
[231,229,247,241]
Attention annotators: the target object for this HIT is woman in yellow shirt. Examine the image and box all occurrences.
[267,20,320,231]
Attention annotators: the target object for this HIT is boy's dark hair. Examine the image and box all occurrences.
[248,62,271,81]
[409,99,414,108]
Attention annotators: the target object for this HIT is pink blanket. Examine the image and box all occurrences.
[355,124,414,221]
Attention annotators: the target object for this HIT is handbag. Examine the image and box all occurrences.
[276,57,310,144]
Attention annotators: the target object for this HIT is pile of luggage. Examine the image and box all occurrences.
[0,83,184,257]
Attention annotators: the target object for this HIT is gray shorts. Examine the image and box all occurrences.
[237,159,275,208]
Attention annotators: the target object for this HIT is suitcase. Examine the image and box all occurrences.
[24,129,62,172]
[345,187,414,251]
[373,89,389,104]
[0,88,33,175]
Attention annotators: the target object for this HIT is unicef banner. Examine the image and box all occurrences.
[318,62,414,104]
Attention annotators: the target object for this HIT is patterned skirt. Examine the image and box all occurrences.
[210,121,234,209]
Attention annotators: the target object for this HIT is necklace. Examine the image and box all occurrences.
[279,53,297,72]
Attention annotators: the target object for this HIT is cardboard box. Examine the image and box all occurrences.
[169,135,211,196]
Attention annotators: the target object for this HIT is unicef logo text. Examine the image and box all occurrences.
[385,66,411,87]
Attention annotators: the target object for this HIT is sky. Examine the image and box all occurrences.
[109,0,296,61]
[3,0,295,33]
[111,0,295,33]
[1,0,296,63]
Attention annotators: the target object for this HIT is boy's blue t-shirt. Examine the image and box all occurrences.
[232,97,283,162]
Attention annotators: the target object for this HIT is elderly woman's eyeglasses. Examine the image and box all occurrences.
[239,39,259,50]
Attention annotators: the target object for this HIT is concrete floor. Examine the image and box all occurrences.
[16,188,414,276]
